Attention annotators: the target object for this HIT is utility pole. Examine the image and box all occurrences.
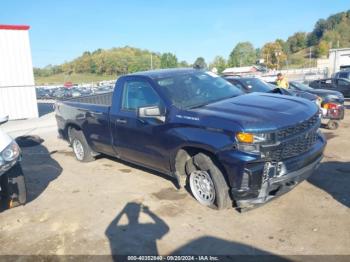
[309,47,312,68]
[150,53,153,70]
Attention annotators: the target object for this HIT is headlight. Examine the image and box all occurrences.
[1,141,20,162]
[236,132,273,155]
[236,132,270,143]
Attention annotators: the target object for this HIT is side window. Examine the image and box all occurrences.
[122,80,161,111]
[339,72,348,79]
[232,81,246,92]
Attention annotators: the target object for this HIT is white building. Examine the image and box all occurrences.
[0,24,38,120]
[222,66,260,76]
[328,48,350,76]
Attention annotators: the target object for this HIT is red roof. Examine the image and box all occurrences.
[64,82,73,88]
[0,25,30,30]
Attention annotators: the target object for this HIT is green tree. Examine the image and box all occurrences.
[286,32,307,53]
[261,41,287,69]
[193,57,207,69]
[209,56,226,73]
[160,53,178,68]
[228,42,256,67]
[178,60,189,67]
[275,39,289,53]
[314,40,329,58]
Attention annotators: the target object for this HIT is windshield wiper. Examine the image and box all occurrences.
[188,94,239,109]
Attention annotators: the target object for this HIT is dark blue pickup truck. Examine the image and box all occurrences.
[55,68,326,211]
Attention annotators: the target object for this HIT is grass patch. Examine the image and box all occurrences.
[35,73,116,85]
[283,48,318,69]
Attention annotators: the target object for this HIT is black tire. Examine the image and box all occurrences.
[1,163,27,209]
[69,128,95,162]
[327,120,339,130]
[186,153,231,210]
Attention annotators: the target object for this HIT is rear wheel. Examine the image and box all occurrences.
[186,153,231,210]
[69,128,95,162]
[327,120,339,130]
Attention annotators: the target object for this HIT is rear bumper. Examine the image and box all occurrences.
[235,154,322,210]
[321,105,345,120]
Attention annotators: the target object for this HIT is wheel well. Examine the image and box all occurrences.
[65,123,81,141]
[175,147,227,178]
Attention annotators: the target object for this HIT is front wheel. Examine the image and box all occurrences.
[186,153,231,210]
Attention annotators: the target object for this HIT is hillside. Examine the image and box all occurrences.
[34,9,350,82]
[35,73,116,85]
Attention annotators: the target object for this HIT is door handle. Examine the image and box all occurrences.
[116,118,127,124]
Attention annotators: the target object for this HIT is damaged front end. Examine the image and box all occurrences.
[235,154,323,211]
[220,113,327,211]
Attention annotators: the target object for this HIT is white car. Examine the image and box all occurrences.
[0,116,27,209]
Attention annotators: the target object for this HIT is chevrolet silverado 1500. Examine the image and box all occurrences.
[55,68,326,211]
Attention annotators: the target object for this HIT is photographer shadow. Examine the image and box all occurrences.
[106,202,288,261]
[105,202,169,257]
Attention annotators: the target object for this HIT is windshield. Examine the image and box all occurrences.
[155,71,243,109]
[290,81,313,91]
[240,78,273,92]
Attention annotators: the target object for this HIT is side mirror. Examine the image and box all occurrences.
[0,115,9,125]
[138,106,165,123]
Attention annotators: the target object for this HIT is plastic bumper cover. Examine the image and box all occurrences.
[235,154,323,209]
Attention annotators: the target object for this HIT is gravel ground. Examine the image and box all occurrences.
[0,102,349,259]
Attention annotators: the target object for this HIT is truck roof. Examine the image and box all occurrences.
[129,68,200,79]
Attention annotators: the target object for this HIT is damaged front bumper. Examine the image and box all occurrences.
[218,132,326,210]
[235,155,322,210]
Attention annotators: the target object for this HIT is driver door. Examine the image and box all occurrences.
[335,79,350,97]
[110,77,169,172]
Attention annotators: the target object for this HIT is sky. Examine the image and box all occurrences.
[1,0,349,67]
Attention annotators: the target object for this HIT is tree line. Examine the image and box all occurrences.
[35,9,350,77]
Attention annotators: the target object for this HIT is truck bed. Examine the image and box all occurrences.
[64,92,113,106]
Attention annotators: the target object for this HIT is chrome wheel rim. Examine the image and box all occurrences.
[189,170,215,206]
[72,139,84,161]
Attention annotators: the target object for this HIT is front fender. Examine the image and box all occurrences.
[168,126,234,172]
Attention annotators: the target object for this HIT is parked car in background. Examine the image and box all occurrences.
[94,85,114,94]
[309,78,350,97]
[78,87,93,96]
[0,116,27,210]
[55,68,326,211]
[334,69,350,80]
[53,87,78,100]
[36,88,52,100]
[289,81,344,104]
[289,81,345,129]
[225,77,320,106]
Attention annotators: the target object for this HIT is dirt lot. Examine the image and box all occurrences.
[0,102,349,258]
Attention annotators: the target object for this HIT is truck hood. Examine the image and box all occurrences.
[192,93,319,132]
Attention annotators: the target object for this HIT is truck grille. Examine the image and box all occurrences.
[276,113,319,140]
[265,113,320,161]
[267,129,318,160]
